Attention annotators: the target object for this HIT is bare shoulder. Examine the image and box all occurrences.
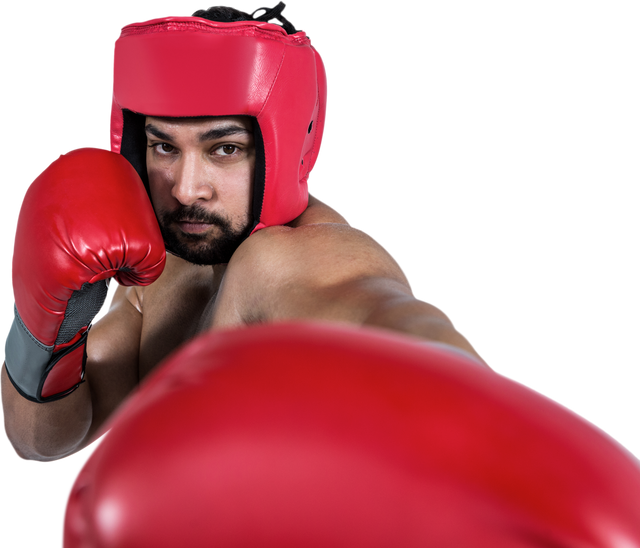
[211,197,413,326]
[233,201,409,290]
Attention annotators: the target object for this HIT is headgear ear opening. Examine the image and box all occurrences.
[119,110,148,190]
[250,118,266,233]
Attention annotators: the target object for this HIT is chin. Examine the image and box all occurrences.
[162,220,253,266]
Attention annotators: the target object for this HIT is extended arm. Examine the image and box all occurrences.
[213,223,485,364]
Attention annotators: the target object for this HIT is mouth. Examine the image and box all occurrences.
[175,220,215,235]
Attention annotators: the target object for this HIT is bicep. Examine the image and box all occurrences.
[79,284,143,446]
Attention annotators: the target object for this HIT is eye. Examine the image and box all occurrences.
[217,145,238,155]
[148,142,175,155]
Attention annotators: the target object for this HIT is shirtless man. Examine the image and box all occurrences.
[2,3,482,462]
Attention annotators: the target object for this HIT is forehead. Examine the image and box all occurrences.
[144,115,253,134]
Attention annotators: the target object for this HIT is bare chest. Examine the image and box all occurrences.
[137,260,243,380]
[136,200,351,378]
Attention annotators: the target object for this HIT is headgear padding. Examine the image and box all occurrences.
[111,17,326,232]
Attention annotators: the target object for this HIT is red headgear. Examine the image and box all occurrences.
[110,13,326,233]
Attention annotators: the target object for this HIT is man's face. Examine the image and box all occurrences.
[145,115,255,265]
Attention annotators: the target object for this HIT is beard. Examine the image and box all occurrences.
[157,205,253,266]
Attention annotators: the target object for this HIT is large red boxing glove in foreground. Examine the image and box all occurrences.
[4,149,165,402]
[65,323,640,547]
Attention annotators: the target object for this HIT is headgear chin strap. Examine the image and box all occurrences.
[110,10,326,234]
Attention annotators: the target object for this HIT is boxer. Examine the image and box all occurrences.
[2,4,483,460]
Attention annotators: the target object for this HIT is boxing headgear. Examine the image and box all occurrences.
[110,11,326,233]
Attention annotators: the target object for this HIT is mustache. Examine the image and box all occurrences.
[161,205,230,228]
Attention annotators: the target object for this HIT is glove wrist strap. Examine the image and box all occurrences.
[5,306,87,403]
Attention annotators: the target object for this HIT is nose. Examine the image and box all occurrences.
[170,153,214,206]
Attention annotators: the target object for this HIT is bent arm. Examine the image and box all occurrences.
[2,285,142,461]
[2,365,91,461]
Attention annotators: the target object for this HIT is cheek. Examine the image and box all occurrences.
[239,163,254,206]
[235,159,255,209]
[146,170,162,208]
[217,164,254,210]
[146,158,171,207]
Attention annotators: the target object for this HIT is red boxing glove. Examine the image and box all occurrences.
[4,148,165,402]
[64,323,640,547]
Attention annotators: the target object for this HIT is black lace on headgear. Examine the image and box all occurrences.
[193,3,298,34]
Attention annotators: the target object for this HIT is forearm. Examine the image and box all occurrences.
[362,295,488,367]
[2,364,92,461]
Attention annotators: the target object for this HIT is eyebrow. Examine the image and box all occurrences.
[144,123,251,143]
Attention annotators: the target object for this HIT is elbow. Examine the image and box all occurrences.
[5,424,77,462]
[2,365,92,461]
[4,416,42,461]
